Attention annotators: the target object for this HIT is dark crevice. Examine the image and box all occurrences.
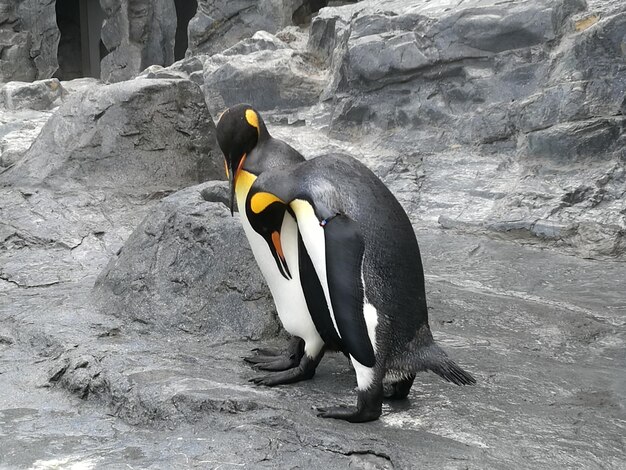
[174,0,197,61]
[54,0,105,80]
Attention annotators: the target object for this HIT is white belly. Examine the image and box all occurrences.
[236,181,324,358]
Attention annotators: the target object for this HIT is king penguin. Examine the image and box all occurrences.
[216,104,475,423]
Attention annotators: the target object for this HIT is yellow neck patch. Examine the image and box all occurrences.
[245,109,260,135]
[250,192,285,214]
[235,170,257,211]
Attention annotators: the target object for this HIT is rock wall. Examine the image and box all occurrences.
[188,0,330,56]
[1,2,626,466]
[93,182,279,339]
[0,0,60,82]
[1,77,221,191]
[100,0,178,82]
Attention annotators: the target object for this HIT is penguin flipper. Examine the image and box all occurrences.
[290,197,375,368]
[321,214,376,368]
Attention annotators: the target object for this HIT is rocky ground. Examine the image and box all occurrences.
[1,0,625,468]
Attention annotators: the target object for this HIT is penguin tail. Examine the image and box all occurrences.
[390,325,476,386]
[422,345,476,385]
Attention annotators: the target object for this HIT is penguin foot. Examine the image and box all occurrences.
[317,384,383,422]
[383,374,415,400]
[249,347,283,357]
[244,337,305,371]
[249,353,322,386]
[245,354,300,371]
[316,405,381,423]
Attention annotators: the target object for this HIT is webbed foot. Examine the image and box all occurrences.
[244,337,304,372]
[250,352,322,386]
[316,384,383,422]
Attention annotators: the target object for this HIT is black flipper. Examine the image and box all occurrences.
[298,232,342,350]
[323,215,375,368]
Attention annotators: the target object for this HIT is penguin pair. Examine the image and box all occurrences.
[216,104,475,423]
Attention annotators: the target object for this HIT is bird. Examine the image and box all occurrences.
[216,104,475,422]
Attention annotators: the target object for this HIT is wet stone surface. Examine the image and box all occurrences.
[1,0,625,467]
[1,181,624,468]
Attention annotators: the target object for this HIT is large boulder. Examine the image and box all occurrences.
[100,0,177,83]
[93,181,280,339]
[188,0,330,55]
[0,79,65,111]
[0,109,53,169]
[201,30,325,115]
[1,77,221,191]
[309,0,588,137]
[0,0,60,82]
[301,0,626,259]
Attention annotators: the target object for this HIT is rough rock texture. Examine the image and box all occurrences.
[0,108,52,169]
[1,77,220,191]
[94,181,279,338]
[201,30,326,115]
[1,0,626,468]
[0,0,60,82]
[188,0,330,56]
[300,0,626,259]
[101,0,178,83]
[0,79,65,111]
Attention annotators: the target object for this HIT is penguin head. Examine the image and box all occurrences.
[216,104,267,215]
[246,188,292,280]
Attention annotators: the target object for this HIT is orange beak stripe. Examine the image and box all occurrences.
[271,231,286,261]
[235,153,247,182]
[224,159,229,179]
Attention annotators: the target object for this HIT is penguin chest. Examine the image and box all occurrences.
[235,172,323,354]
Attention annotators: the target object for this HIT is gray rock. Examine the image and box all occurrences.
[222,30,289,56]
[0,30,37,83]
[189,0,328,55]
[93,182,279,339]
[202,47,325,115]
[302,0,625,259]
[1,78,221,191]
[100,0,177,83]
[1,0,626,466]
[312,0,587,120]
[520,117,625,161]
[0,79,65,111]
[60,77,103,95]
[0,109,52,169]
[0,0,60,82]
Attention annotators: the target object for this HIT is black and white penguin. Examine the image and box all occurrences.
[216,104,475,423]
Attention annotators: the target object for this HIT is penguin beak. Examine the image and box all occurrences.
[228,153,247,216]
[269,230,291,280]
[228,169,235,216]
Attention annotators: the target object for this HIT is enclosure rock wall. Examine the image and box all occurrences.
[1,78,220,191]
[100,0,178,82]
[0,0,60,82]
[188,0,330,55]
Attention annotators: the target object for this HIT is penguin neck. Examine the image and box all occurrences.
[257,119,270,142]
[235,169,257,214]
[241,135,274,176]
